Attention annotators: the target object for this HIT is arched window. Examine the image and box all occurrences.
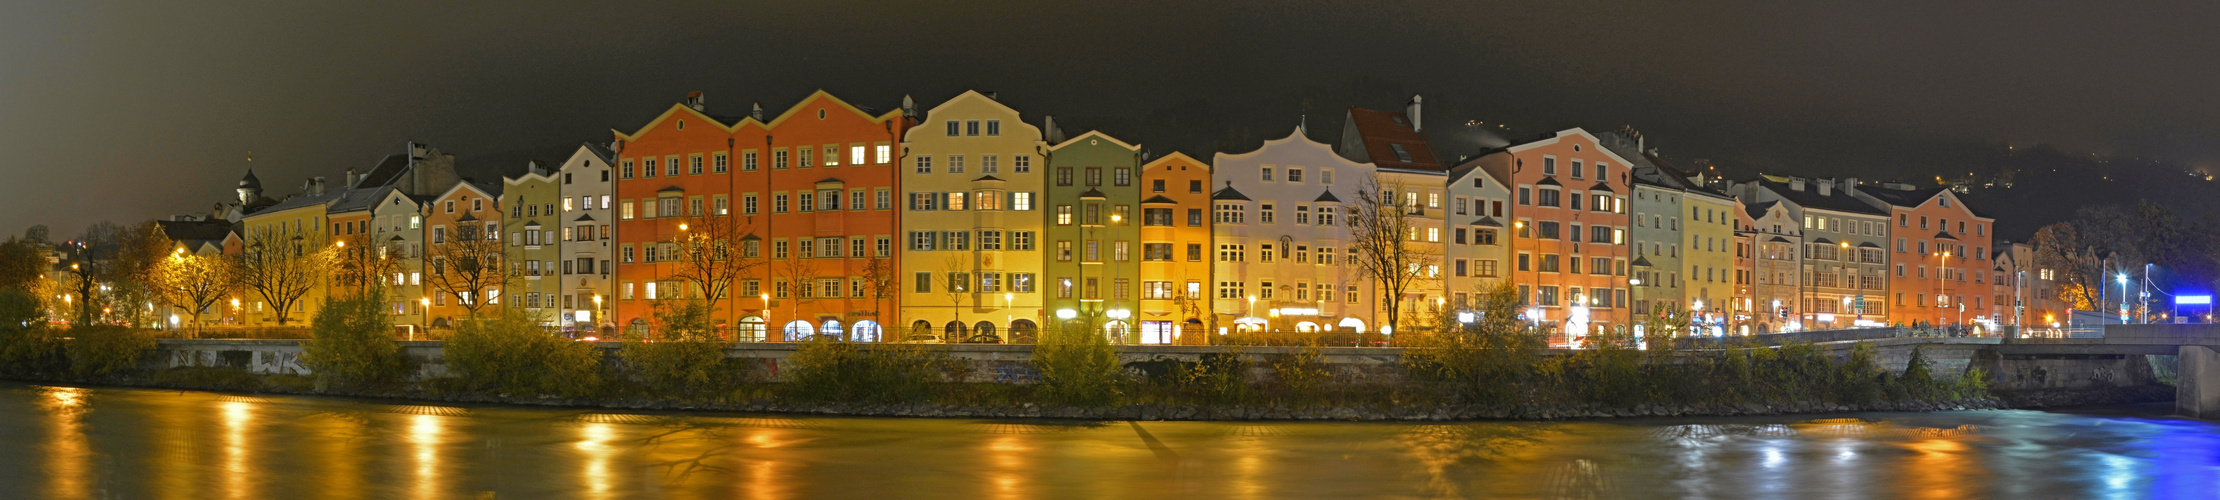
[737,316,766,342]
[820,320,845,341]
[943,321,968,340]
[973,321,997,342]
[783,320,813,341]
[910,320,933,341]
[852,320,882,342]
[1008,319,1038,344]
[1336,317,1365,333]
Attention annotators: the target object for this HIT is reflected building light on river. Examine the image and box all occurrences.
[408,413,443,500]
[742,428,791,500]
[42,387,91,500]
[577,422,614,500]
[987,435,1029,500]
[222,401,254,500]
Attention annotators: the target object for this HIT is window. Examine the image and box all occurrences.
[945,121,960,136]
[1144,243,1173,261]
[1215,203,1245,224]
[979,230,1003,250]
[876,189,893,210]
[1086,167,1102,186]
[1260,204,1275,224]
[1011,231,1034,251]
[1012,192,1032,211]
[1056,167,1073,186]
[775,150,789,169]
[966,120,980,136]
[1114,168,1131,186]
[985,120,1001,136]
[621,160,635,178]
[1189,209,1204,226]
[1537,188,1560,207]
[915,155,932,174]
[910,193,938,211]
[948,155,965,173]
[1145,208,1173,226]
[1057,241,1073,261]
[1014,155,1030,173]
[744,151,758,171]
[825,146,841,167]
[876,145,891,164]
[1057,205,1073,225]
[1389,144,1412,163]
[1261,167,1274,182]
[643,158,657,177]
[690,155,704,174]
[981,154,998,173]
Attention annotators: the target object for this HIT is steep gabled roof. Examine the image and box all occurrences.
[1141,195,1178,204]
[1313,190,1341,203]
[1755,178,1889,215]
[1338,106,1442,171]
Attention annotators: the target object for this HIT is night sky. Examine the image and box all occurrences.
[7,1,2217,237]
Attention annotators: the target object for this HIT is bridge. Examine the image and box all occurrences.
[1762,324,2220,417]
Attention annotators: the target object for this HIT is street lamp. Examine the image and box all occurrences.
[2117,272,2132,323]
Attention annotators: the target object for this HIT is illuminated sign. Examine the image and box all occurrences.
[2179,296,2213,306]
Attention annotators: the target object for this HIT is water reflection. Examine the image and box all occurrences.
[9,384,2220,498]
[578,422,614,500]
[39,386,90,500]
[407,413,442,500]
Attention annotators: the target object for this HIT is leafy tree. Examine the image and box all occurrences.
[302,287,405,388]
[152,249,234,337]
[0,238,46,294]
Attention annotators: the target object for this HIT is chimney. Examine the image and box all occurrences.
[409,141,427,160]
[750,102,764,121]
[685,91,706,111]
[1790,178,1805,192]
[1406,95,1423,132]
[901,95,917,118]
[1843,177,1859,195]
[304,177,326,196]
[344,168,357,188]
[1818,179,1833,196]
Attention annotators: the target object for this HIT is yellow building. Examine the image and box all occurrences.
[896,90,1049,340]
[236,176,342,326]
[1682,189,1740,332]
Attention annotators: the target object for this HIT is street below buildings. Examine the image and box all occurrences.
[1,382,2214,498]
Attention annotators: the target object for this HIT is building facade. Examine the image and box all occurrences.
[557,143,617,333]
[503,162,562,325]
[897,91,1047,342]
[1136,152,1214,344]
[1043,130,1144,343]
[1445,158,1512,309]
[1854,184,1995,326]
[1212,127,1381,334]
[1474,128,1634,346]
[1746,201,1804,331]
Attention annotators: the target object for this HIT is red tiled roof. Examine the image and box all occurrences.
[1345,107,1441,171]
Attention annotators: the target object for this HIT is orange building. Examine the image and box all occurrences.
[1470,128,1634,346]
[1136,152,1213,344]
[422,180,504,325]
[1853,184,1995,326]
[612,91,908,340]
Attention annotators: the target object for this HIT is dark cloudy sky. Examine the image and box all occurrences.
[6,1,2216,236]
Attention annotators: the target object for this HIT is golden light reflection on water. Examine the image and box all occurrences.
[41,387,90,500]
[986,435,1030,500]
[221,401,254,500]
[740,427,792,500]
[578,422,615,500]
[315,412,367,500]
[1227,432,1270,500]
[408,413,444,500]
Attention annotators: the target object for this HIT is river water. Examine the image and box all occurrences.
[1,382,2213,499]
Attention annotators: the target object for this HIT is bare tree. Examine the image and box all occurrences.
[661,214,761,328]
[153,250,234,337]
[331,232,402,298]
[1346,175,1440,339]
[232,230,331,325]
[771,250,821,339]
[860,255,899,339]
[423,223,513,319]
[937,253,972,341]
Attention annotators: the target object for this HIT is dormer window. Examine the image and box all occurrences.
[1389,144,1413,163]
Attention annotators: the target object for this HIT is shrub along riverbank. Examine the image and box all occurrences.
[0,288,2081,420]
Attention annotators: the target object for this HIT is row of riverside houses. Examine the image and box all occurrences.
[174,89,2067,344]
